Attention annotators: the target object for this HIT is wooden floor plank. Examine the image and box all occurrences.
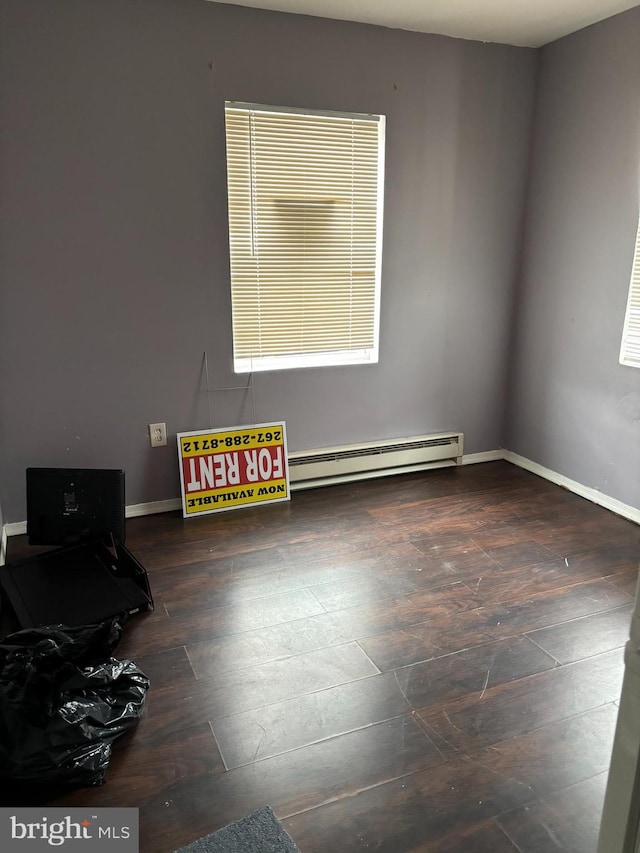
[393,635,558,708]
[184,613,357,676]
[466,557,613,604]
[606,566,639,597]
[358,578,631,671]
[417,648,624,752]
[468,702,618,796]
[181,640,380,714]
[495,772,608,853]
[210,671,412,768]
[411,820,520,853]
[526,603,632,664]
[283,754,536,852]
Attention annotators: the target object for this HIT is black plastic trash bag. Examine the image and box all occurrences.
[0,619,149,794]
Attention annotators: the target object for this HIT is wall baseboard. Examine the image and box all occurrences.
[3,449,638,543]
[504,450,640,526]
[126,498,183,518]
[461,450,505,465]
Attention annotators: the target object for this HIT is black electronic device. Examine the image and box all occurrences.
[0,468,153,631]
[26,467,126,546]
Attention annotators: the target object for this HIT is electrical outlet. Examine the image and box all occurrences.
[149,423,167,447]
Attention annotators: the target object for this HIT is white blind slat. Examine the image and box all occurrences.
[620,215,640,368]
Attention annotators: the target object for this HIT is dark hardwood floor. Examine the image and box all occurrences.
[4,461,639,852]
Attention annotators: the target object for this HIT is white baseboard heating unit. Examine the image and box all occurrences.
[288,432,464,490]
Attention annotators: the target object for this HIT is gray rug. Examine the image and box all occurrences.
[173,806,301,852]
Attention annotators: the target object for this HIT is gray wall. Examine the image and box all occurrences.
[506,6,640,508]
[0,0,537,522]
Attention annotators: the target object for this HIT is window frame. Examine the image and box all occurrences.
[224,101,386,374]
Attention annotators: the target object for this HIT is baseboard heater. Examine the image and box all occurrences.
[288,432,464,490]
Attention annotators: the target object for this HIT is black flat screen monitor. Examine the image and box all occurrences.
[26,467,126,546]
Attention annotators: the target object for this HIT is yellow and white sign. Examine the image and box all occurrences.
[177,422,290,517]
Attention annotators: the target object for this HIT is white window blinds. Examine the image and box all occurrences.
[620,214,640,368]
[225,102,385,373]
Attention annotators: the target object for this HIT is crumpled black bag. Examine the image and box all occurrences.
[0,619,149,794]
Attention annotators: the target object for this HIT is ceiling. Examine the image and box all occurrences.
[205,0,640,47]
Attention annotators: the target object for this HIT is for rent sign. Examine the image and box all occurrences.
[177,422,290,517]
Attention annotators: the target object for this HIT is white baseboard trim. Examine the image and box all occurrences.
[461,450,505,465]
[504,450,640,525]
[126,498,182,518]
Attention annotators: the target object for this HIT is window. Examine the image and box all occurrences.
[224,102,385,373]
[620,213,640,367]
